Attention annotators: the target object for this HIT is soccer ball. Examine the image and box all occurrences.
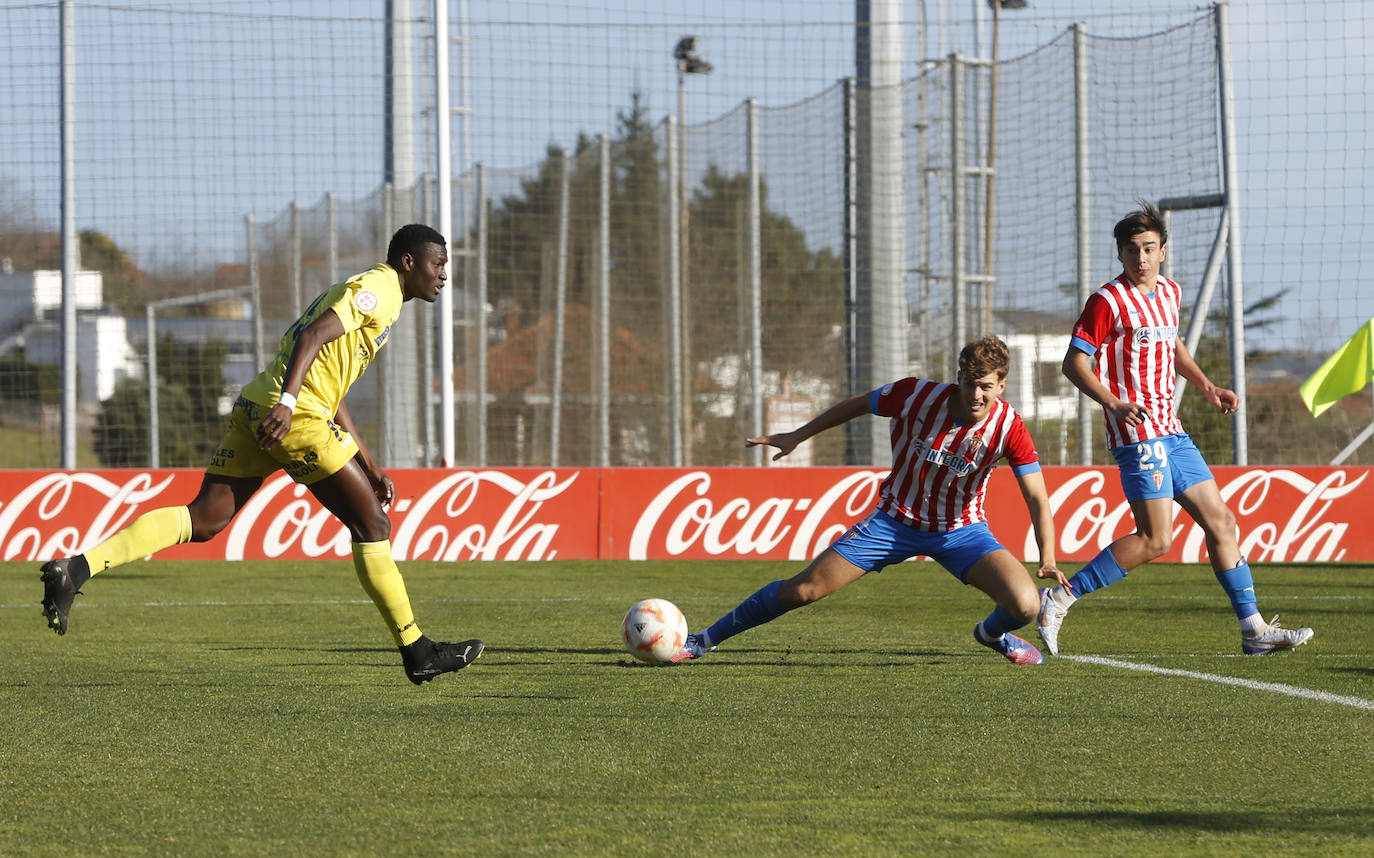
[622,598,689,664]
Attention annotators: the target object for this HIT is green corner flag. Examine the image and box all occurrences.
[1299,319,1374,418]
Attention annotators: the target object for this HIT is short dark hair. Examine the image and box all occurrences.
[958,336,1010,381]
[1113,200,1167,249]
[387,223,446,265]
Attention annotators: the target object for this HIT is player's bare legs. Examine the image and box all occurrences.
[1112,497,1176,570]
[310,458,482,683]
[778,549,869,609]
[185,475,264,542]
[1175,479,1312,653]
[670,549,869,662]
[1175,479,1240,572]
[1037,497,1172,655]
[40,473,260,635]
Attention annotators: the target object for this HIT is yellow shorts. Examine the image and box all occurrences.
[206,396,357,486]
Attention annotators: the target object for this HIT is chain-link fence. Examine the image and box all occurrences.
[2,3,1367,470]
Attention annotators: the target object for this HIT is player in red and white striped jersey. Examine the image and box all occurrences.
[671,337,1069,666]
[1042,201,1313,656]
[872,375,1037,532]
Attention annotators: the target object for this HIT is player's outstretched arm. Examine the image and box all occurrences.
[745,392,870,461]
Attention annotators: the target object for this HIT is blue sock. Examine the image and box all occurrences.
[702,580,786,648]
[1068,547,1128,597]
[976,604,1023,642]
[1215,559,1261,621]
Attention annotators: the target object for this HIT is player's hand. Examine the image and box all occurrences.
[256,404,293,450]
[746,432,799,461]
[1210,387,1241,415]
[1036,564,1072,592]
[368,469,396,509]
[1108,399,1148,426]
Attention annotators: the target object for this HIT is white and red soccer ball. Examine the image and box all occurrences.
[621,598,688,664]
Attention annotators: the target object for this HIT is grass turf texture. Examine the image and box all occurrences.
[3,558,1372,856]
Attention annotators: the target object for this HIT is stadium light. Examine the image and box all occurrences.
[675,35,711,465]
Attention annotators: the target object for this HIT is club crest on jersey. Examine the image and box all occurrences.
[960,432,985,461]
[354,290,379,313]
[1151,470,1164,491]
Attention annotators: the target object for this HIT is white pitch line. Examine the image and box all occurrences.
[1064,654,1374,711]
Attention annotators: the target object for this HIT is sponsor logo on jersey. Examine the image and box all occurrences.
[1134,324,1177,347]
[913,437,978,477]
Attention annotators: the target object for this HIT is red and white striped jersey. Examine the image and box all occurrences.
[871,378,1040,532]
[1069,275,1186,448]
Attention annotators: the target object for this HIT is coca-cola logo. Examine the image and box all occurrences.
[627,470,887,560]
[0,471,177,561]
[1035,468,1365,563]
[391,470,581,561]
[223,470,586,561]
[2,466,1369,564]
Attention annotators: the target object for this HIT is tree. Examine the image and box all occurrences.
[1177,289,1289,463]
[468,92,846,466]
[93,336,229,467]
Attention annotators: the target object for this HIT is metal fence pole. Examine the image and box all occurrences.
[434,0,456,465]
[1216,0,1248,465]
[747,98,763,465]
[665,115,684,466]
[1073,23,1093,466]
[327,191,339,285]
[291,201,302,318]
[950,53,965,364]
[60,0,77,469]
[550,151,570,466]
[146,306,159,467]
[246,214,264,370]
[842,77,862,463]
[597,135,611,467]
[476,163,489,466]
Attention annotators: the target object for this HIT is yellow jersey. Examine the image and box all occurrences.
[241,263,403,419]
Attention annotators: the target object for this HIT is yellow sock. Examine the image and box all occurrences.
[353,540,423,646]
[83,506,193,576]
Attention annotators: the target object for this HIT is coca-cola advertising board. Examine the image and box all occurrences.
[1,466,1368,564]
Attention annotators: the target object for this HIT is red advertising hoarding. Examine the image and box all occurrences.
[1,466,1368,564]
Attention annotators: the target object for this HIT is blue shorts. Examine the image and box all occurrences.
[829,510,1005,583]
[1110,433,1214,502]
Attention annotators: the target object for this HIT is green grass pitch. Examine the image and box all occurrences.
[3,558,1372,856]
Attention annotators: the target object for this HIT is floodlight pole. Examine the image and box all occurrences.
[982,2,1000,336]
[677,62,692,466]
[674,36,710,467]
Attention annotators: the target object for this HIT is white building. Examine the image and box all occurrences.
[0,269,142,403]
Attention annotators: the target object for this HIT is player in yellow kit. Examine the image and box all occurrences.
[40,224,483,685]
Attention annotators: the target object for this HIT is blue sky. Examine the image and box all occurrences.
[1,0,1367,352]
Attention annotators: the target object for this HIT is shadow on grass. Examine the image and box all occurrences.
[1330,665,1374,678]
[989,806,1374,835]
